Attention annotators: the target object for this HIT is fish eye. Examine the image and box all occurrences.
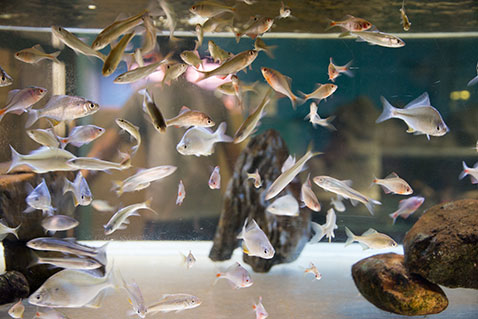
[1,76,4,81]
[58,27,62,31]
[183,144,187,149]
[207,119,211,124]
[89,103,95,109]
[36,295,41,300]
[191,5,196,10]
[264,248,269,254]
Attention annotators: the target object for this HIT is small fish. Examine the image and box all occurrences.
[25,95,100,128]
[138,89,167,133]
[190,2,235,18]
[15,44,61,64]
[351,30,405,48]
[377,92,449,140]
[147,294,201,314]
[29,253,102,270]
[140,14,157,55]
[389,196,424,224]
[281,154,296,173]
[0,86,47,122]
[467,62,478,87]
[231,75,244,108]
[373,172,412,195]
[327,15,372,33]
[41,215,79,233]
[67,156,131,172]
[0,66,13,87]
[158,0,179,43]
[165,106,215,128]
[265,145,322,200]
[180,50,202,69]
[310,208,338,243]
[208,166,221,189]
[328,58,354,82]
[8,146,76,173]
[233,88,272,143]
[91,199,115,212]
[176,122,232,157]
[63,171,92,206]
[197,50,258,82]
[104,199,157,235]
[266,194,299,216]
[208,40,233,64]
[123,279,147,318]
[58,125,105,149]
[91,10,147,50]
[176,180,186,206]
[460,161,478,184]
[215,262,253,289]
[261,67,301,109]
[28,267,119,308]
[301,174,321,212]
[247,169,262,188]
[161,63,188,86]
[202,11,234,33]
[34,308,70,319]
[237,219,275,259]
[102,32,135,76]
[301,83,338,103]
[235,17,274,42]
[8,300,24,319]
[112,165,177,196]
[304,263,322,280]
[0,221,20,241]
[27,128,60,148]
[330,196,346,212]
[24,178,55,216]
[252,296,268,319]
[400,0,411,31]
[114,55,170,84]
[195,24,204,47]
[313,176,381,215]
[279,1,291,19]
[51,26,106,61]
[345,226,398,250]
[180,250,196,269]
[304,102,336,130]
[115,118,141,154]
[254,38,277,58]
[216,80,257,96]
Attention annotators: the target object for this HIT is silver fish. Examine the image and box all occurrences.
[189,2,235,18]
[147,293,201,314]
[372,172,412,195]
[58,125,105,148]
[27,128,60,148]
[114,59,169,84]
[0,220,20,241]
[0,66,13,87]
[102,32,135,76]
[24,178,55,216]
[176,180,186,206]
[310,208,338,243]
[304,102,336,130]
[345,227,398,250]
[104,200,157,235]
[197,50,258,81]
[140,14,157,55]
[253,296,268,319]
[389,196,424,224]
[351,30,405,48]
[91,199,115,212]
[63,171,92,206]
[51,26,106,61]
[266,194,299,216]
[235,17,274,42]
[15,44,61,64]
[304,262,322,280]
[301,83,338,103]
[300,174,321,212]
[208,40,233,64]
[208,166,221,189]
[158,0,179,43]
[123,278,147,318]
[29,253,102,270]
[34,308,70,319]
[0,86,47,122]
[41,215,79,232]
[181,250,196,269]
[8,146,76,173]
[281,154,295,173]
[67,155,131,172]
[112,165,177,196]
[115,118,141,154]
[237,219,275,259]
[176,122,232,156]
[161,63,188,86]
[460,161,478,184]
[254,37,277,58]
[215,262,253,289]
[8,300,24,319]
[180,50,202,69]
[165,106,215,128]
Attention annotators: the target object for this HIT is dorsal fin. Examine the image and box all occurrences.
[362,228,378,236]
[385,172,399,179]
[405,92,430,109]
[341,180,353,187]
[179,105,191,115]
[33,44,44,52]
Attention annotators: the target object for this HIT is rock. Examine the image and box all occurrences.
[209,130,311,272]
[0,271,29,304]
[404,199,478,289]
[352,253,448,316]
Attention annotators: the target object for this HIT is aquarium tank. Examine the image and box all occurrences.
[0,0,477,318]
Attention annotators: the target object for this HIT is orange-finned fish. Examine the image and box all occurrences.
[301,83,337,104]
[197,50,258,82]
[304,262,322,280]
[189,2,235,18]
[389,196,424,224]
[327,15,372,33]
[304,102,336,131]
[176,180,186,205]
[215,262,253,289]
[300,174,321,212]
[166,106,215,128]
[235,17,274,42]
[328,58,354,82]
[459,161,478,184]
[208,166,221,189]
[261,67,301,109]
[400,0,411,31]
[372,172,413,195]
[15,44,61,64]
[253,296,268,319]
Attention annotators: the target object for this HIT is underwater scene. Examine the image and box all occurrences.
[0,0,477,318]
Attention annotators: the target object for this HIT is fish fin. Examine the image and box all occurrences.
[426,134,430,141]
[214,122,233,143]
[389,212,398,224]
[179,105,190,114]
[380,185,392,194]
[95,242,109,266]
[471,176,478,184]
[341,179,353,187]
[33,44,44,52]
[25,109,39,128]
[362,228,378,236]
[467,75,478,87]
[5,89,20,105]
[7,145,24,173]
[62,177,73,195]
[342,60,354,77]
[344,226,355,247]
[359,242,369,250]
[405,92,430,109]
[365,199,381,215]
[376,96,396,123]
[309,222,325,244]
[11,224,21,239]
[349,198,359,206]
[50,51,61,64]
[385,172,399,179]
[338,31,351,37]
[242,242,250,255]
[85,290,107,309]
[473,161,478,168]
[406,126,415,133]
[237,218,247,239]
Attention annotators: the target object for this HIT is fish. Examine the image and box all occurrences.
[216,80,257,96]
[34,308,70,319]
[0,86,47,122]
[195,24,204,47]
[197,50,258,82]
[27,237,108,265]
[215,262,253,289]
[176,122,233,156]
[147,294,201,313]
[123,279,147,318]
[208,166,221,189]
[180,250,196,269]
[254,38,277,59]
[8,146,76,173]
[27,128,60,148]
[252,296,268,319]
[58,125,105,148]
[24,178,55,216]
[235,17,274,42]
[301,174,321,212]
[0,66,13,87]
[247,169,262,188]
[202,12,234,33]
[376,92,449,140]
[281,154,295,173]
[158,0,179,43]
[15,44,61,64]
[165,106,215,128]
[41,215,79,233]
[265,146,322,200]
[279,1,291,19]
[102,32,135,76]
[400,0,411,31]
[176,180,186,206]
[233,88,272,143]
[373,172,413,195]
[189,2,235,18]
[231,75,244,108]
[389,196,424,224]
[0,220,20,241]
[161,63,188,86]
[350,30,405,48]
[304,263,322,280]
[261,67,301,109]
[330,196,346,212]
[301,83,338,103]
[91,200,115,212]
[67,156,131,172]
[459,161,478,184]
[114,56,170,84]
[208,40,233,64]
[8,300,24,319]
[103,199,157,235]
[28,267,120,308]
[138,89,167,133]
[310,208,338,243]
[304,102,336,130]
[313,176,381,215]
[237,219,275,259]
[140,14,157,55]
[63,171,92,206]
[112,165,177,196]
[25,95,100,128]
[28,253,102,270]
[51,26,106,61]
[180,50,202,69]
[344,226,398,250]
[266,194,299,216]
[467,62,478,87]
[327,15,372,33]
[91,10,147,50]
[115,118,141,154]
[328,58,354,82]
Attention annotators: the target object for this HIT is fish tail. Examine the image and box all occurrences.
[389,212,398,225]
[62,177,74,195]
[130,144,139,155]
[342,60,355,77]
[290,94,304,110]
[325,19,337,31]
[459,161,469,180]
[309,222,325,244]
[7,145,24,173]
[11,223,21,239]
[297,90,308,102]
[50,51,61,64]
[325,115,337,131]
[95,242,110,266]
[376,96,396,123]
[25,108,39,128]
[215,122,233,143]
[106,261,124,290]
[59,137,69,149]
[0,108,7,122]
[344,226,355,247]
[27,251,40,268]
[365,199,381,215]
